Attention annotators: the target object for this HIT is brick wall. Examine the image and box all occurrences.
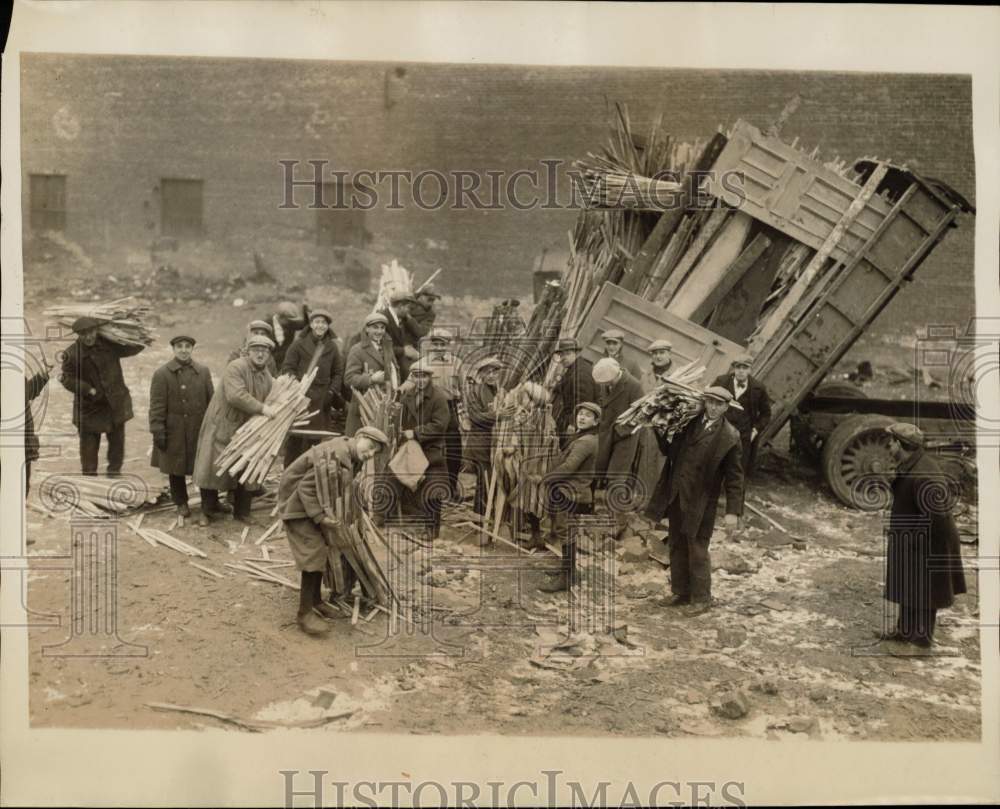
[20,55,975,338]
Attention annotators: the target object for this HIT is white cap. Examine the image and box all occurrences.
[592,357,621,384]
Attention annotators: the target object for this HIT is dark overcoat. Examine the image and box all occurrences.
[595,369,643,480]
[403,301,436,344]
[885,450,967,610]
[543,427,599,505]
[464,381,499,468]
[148,358,214,476]
[551,356,595,438]
[343,335,397,435]
[399,383,451,467]
[378,307,415,380]
[25,371,50,463]
[59,336,144,433]
[646,416,744,540]
[280,330,344,429]
[712,372,772,439]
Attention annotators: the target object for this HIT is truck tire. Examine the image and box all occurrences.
[821,413,895,510]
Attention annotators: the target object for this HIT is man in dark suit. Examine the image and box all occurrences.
[712,353,771,513]
[549,339,595,446]
[880,422,967,650]
[646,386,744,616]
[378,291,420,381]
[593,357,643,537]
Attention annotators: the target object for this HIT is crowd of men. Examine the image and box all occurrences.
[32,291,966,643]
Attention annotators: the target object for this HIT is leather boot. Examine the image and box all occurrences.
[297,571,329,636]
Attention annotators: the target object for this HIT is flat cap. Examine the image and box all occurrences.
[389,289,416,305]
[245,335,275,351]
[275,301,301,320]
[364,312,389,327]
[886,422,924,448]
[552,338,580,354]
[648,339,673,352]
[169,335,197,347]
[354,426,390,447]
[71,316,103,333]
[475,356,504,372]
[602,329,625,342]
[702,385,734,403]
[429,327,452,342]
[408,358,435,377]
[248,319,275,336]
[576,401,602,420]
[592,357,621,384]
[416,284,441,299]
[732,353,753,367]
[309,309,333,324]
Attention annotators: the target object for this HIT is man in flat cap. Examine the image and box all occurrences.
[148,336,214,518]
[422,327,464,499]
[600,328,642,380]
[713,353,771,513]
[592,357,643,538]
[344,311,398,436]
[281,307,344,465]
[377,291,420,380]
[403,284,441,345]
[59,315,146,477]
[269,301,310,370]
[641,339,675,392]
[465,355,507,519]
[278,428,389,636]
[392,358,452,537]
[228,320,279,376]
[537,401,601,591]
[646,386,744,616]
[193,335,277,526]
[635,339,675,511]
[550,338,595,448]
[879,422,967,650]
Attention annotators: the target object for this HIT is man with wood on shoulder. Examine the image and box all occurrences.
[278,427,390,636]
[344,311,398,436]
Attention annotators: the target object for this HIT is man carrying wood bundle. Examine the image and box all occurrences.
[592,357,643,538]
[712,354,771,514]
[378,290,421,380]
[600,329,642,380]
[647,386,744,616]
[465,355,506,519]
[536,401,601,591]
[391,358,452,537]
[344,312,397,436]
[403,284,441,345]
[635,339,675,511]
[59,316,146,477]
[550,339,595,448]
[148,335,214,518]
[270,301,310,370]
[878,423,966,651]
[281,309,344,466]
[423,327,464,500]
[192,335,277,526]
[278,427,390,636]
[228,320,279,375]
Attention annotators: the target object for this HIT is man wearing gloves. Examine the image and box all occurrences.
[148,335,214,518]
[278,428,389,636]
[60,316,146,477]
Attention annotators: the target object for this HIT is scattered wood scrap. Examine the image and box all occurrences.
[145,702,354,732]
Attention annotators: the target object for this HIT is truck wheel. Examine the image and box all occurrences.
[790,382,868,463]
[821,414,895,509]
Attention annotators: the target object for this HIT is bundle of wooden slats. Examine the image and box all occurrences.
[45,297,156,347]
[373,258,413,312]
[215,369,317,485]
[615,362,706,441]
[131,525,207,558]
[38,474,155,518]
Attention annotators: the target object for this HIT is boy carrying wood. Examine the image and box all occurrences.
[278,427,390,636]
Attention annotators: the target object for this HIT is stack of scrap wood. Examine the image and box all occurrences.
[373,259,413,312]
[615,361,707,440]
[215,369,317,486]
[37,474,155,519]
[45,297,156,347]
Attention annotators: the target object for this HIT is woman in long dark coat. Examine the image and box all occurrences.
[882,422,967,648]
[148,335,214,517]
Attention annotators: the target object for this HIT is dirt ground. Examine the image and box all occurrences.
[16,254,982,741]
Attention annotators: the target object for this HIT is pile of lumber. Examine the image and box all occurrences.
[373,258,412,312]
[37,474,154,518]
[215,369,317,485]
[45,297,156,347]
[616,361,707,440]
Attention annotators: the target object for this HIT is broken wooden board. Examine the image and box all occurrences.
[690,232,772,325]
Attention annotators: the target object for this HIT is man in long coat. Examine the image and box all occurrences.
[592,357,643,536]
[394,358,452,538]
[549,339,595,447]
[423,327,463,499]
[402,284,440,345]
[378,291,420,381]
[646,386,744,615]
[281,308,344,466]
[148,335,214,518]
[59,316,146,476]
[192,335,276,525]
[279,427,389,636]
[880,422,967,649]
[600,328,642,380]
[465,356,505,517]
[537,401,601,592]
[228,320,278,376]
[270,301,310,370]
[343,312,397,436]
[712,353,772,513]
[635,339,674,511]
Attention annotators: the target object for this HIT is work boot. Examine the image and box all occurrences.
[681,599,712,617]
[177,503,192,519]
[656,594,691,608]
[297,611,330,636]
[314,601,344,620]
[195,512,211,528]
